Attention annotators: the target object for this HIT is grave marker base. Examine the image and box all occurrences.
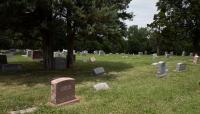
[48,98,80,107]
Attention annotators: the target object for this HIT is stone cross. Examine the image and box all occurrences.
[50,77,79,106]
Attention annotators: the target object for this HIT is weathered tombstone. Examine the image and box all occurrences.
[54,51,62,58]
[182,51,186,56]
[157,61,168,78]
[93,67,106,76]
[50,77,79,106]
[26,50,33,57]
[176,63,186,72]
[165,54,171,58]
[170,51,174,56]
[138,52,143,55]
[98,50,105,56]
[54,57,66,70]
[193,54,199,64]
[89,57,96,63]
[144,51,148,55]
[164,51,168,55]
[93,83,110,91]
[32,50,43,60]
[1,64,22,72]
[190,52,193,56]
[152,53,158,59]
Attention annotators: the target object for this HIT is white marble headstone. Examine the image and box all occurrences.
[93,83,110,91]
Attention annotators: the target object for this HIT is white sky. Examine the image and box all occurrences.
[125,0,158,27]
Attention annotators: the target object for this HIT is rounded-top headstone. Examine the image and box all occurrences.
[50,77,79,106]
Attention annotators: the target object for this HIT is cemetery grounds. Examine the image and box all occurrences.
[0,54,200,114]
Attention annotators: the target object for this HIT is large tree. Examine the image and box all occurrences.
[149,0,200,54]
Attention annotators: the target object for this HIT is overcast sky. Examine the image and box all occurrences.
[125,0,158,27]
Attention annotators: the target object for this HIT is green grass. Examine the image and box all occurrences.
[0,54,200,114]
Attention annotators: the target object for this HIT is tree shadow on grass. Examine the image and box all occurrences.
[0,60,133,86]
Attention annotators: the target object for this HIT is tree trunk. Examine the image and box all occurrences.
[66,7,75,68]
[193,37,200,54]
[156,37,160,55]
[42,30,55,70]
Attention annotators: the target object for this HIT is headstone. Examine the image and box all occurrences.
[157,61,168,78]
[54,51,62,58]
[144,51,148,55]
[93,67,105,76]
[193,54,199,64]
[89,57,96,63]
[165,54,171,58]
[138,52,143,55]
[32,50,43,60]
[50,77,79,106]
[9,107,38,114]
[1,64,22,72]
[170,51,174,56]
[93,83,110,91]
[152,53,158,59]
[26,50,33,57]
[54,57,66,70]
[190,52,193,56]
[98,50,105,56]
[176,63,186,72]
[164,51,168,55]
[182,51,186,56]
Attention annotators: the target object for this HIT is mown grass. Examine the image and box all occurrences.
[0,54,200,114]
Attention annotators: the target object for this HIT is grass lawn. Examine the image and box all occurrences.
[0,54,200,114]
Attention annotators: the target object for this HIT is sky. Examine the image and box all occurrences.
[125,0,158,27]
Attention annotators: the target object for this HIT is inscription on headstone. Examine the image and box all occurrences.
[50,77,79,106]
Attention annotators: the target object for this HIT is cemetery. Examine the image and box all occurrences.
[1,0,200,114]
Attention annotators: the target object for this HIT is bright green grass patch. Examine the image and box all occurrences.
[0,55,200,114]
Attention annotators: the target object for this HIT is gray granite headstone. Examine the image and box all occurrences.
[54,57,66,70]
[182,51,186,56]
[93,67,105,76]
[157,61,168,78]
[176,63,186,72]
[1,64,22,72]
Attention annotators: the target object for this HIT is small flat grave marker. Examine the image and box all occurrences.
[94,83,110,91]
[50,77,79,106]
[89,57,96,63]
[93,67,106,76]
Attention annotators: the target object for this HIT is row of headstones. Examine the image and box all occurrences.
[80,50,106,56]
[23,49,43,60]
[0,55,22,72]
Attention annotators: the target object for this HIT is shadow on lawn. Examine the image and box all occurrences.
[0,60,133,86]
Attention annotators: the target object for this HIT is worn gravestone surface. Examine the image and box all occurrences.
[93,67,105,76]
[190,52,193,56]
[1,64,22,72]
[27,50,33,57]
[193,54,199,64]
[54,57,66,70]
[157,61,168,78]
[182,51,186,56]
[176,63,186,72]
[170,51,174,56]
[89,57,96,63]
[93,83,110,91]
[165,54,170,58]
[144,51,148,55]
[50,77,79,106]
[32,50,43,60]
[138,52,143,55]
